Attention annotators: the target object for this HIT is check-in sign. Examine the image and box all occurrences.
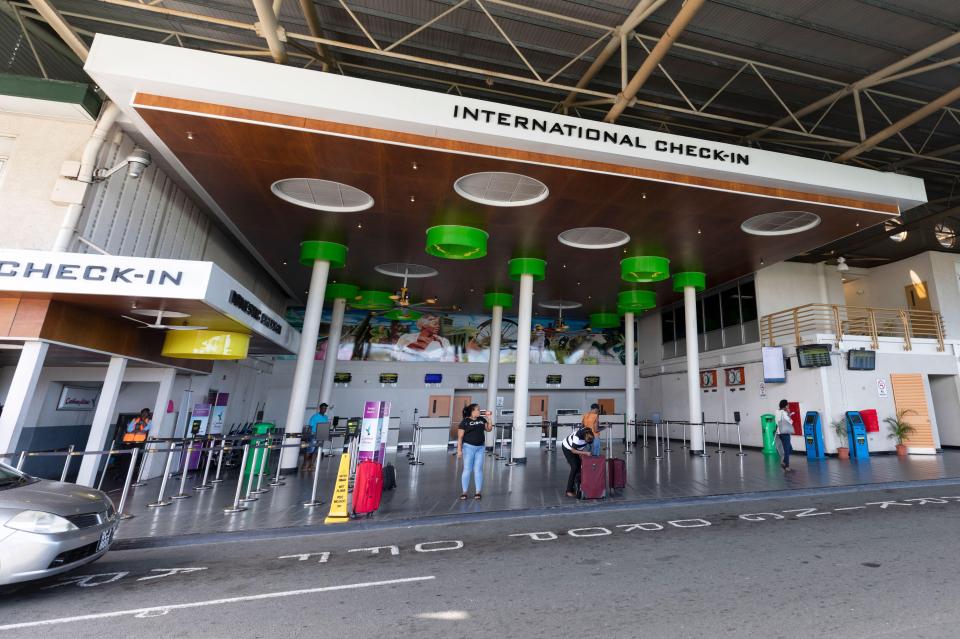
[724,367,746,387]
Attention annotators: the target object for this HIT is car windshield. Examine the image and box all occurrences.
[0,462,28,489]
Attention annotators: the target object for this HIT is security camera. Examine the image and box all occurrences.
[94,148,153,181]
[125,149,152,178]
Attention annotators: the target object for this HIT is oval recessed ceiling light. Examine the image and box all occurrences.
[454,172,548,207]
[271,178,373,212]
[558,227,630,249]
[374,263,438,278]
[538,300,582,310]
[741,210,821,236]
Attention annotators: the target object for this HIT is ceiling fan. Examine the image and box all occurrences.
[121,309,207,331]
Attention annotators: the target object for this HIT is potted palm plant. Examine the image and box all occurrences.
[885,409,917,457]
[832,418,849,460]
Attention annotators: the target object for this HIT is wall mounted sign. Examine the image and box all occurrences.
[877,378,889,398]
[333,372,352,384]
[56,386,99,411]
[508,374,516,385]
[796,343,832,368]
[209,393,229,435]
[847,349,876,371]
[424,373,443,384]
[467,373,485,384]
[700,370,718,389]
[584,376,600,387]
[762,346,786,383]
[546,374,562,385]
[379,373,399,385]
[724,367,746,387]
[228,290,282,335]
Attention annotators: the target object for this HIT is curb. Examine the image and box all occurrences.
[111,475,960,551]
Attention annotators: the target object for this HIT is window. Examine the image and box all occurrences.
[935,222,957,249]
[739,280,757,323]
[721,286,740,327]
[659,276,758,358]
[661,310,674,344]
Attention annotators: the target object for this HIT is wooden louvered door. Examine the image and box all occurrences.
[889,374,937,453]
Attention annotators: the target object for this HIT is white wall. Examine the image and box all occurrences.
[0,112,93,249]
[756,261,844,316]
[930,375,960,447]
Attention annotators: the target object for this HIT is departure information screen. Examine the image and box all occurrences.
[546,375,562,384]
[847,349,876,371]
[584,376,600,387]
[379,373,399,384]
[467,373,485,384]
[796,344,832,368]
[333,372,352,383]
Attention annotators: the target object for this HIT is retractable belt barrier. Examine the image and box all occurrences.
[633,418,747,460]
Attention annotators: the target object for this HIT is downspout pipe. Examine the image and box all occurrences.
[52,101,120,252]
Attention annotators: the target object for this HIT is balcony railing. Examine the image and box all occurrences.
[761,304,945,352]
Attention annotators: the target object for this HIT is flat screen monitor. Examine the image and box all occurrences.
[508,374,516,385]
[847,349,876,371]
[333,372,352,384]
[796,344,832,368]
[379,373,399,384]
[584,376,600,387]
[424,373,443,384]
[762,346,786,383]
[546,374,562,385]
[467,373,485,384]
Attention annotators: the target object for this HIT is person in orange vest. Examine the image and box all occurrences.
[581,403,601,456]
[123,408,152,443]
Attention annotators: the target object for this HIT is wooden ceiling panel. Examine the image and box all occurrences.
[136,104,882,315]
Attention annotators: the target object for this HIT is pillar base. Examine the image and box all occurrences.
[505,457,527,465]
[688,449,705,456]
[280,465,301,474]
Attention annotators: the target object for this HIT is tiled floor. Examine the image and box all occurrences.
[112,442,960,540]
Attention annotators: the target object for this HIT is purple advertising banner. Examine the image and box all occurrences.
[215,393,230,407]
[376,401,392,463]
[358,401,382,462]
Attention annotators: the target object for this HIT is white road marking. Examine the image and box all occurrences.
[278,552,330,563]
[348,545,400,555]
[138,568,207,581]
[417,611,471,620]
[833,506,866,511]
[0,576,436,631]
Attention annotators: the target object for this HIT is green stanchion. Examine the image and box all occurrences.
[244,422,275,476]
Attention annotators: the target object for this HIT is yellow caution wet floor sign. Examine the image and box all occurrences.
[324,453,351,524]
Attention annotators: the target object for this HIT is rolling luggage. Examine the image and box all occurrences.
[382,463,397,490]
[578,455,606,500]
[353,460,383,515]
[607,457,626,490]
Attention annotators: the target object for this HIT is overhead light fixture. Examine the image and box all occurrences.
[94,148,152,181]
[836,257,850,272]
[271,178,373,212]
[741,210,821,236]
[425,225,488,260]
[454,172,548,207]
[621,256,670,283]
[558,227,630,250]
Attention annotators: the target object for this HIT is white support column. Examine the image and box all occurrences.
[281,258,331,471]
[624,311,636,444]
[684,285,704,453]
[141,367,177,479]
[511,274,534,462]
[318,296,347,407]
[0,341,48,455]
[76,356,127,486]
[484,304,503,448]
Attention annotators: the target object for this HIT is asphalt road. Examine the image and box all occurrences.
[4,484,960,638]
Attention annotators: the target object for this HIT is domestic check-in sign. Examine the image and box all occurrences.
[0,250,211,299]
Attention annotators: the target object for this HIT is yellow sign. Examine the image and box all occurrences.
[324,453,352,524]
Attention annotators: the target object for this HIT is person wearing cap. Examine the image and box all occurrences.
[303,402,329,472]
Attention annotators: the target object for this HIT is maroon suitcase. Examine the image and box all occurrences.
[607,457,626,490]
[579,455,606,500]
[353,460,384,515]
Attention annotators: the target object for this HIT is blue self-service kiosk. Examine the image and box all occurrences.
[803,411,825,460]
[845,411,870,458]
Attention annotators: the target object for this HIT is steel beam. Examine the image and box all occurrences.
[604,0,706,122]
[298,0,334,69]
[252,0,287,63]
[26,0,88,61]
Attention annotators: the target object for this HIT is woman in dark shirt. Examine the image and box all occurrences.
[457,403,493,500]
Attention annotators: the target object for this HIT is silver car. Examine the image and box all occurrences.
[0,461,118,586]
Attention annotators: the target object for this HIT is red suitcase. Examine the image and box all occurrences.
[579,455,606,500]
[607,457,626,490]
[353,460,383,515]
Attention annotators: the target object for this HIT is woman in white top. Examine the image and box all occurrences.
[776,399,795,472]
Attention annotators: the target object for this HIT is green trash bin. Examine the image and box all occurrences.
[244,422,275,476]
[760,414,778,455]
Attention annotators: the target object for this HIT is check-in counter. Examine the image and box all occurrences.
[556,414,582,443]
[417,417,453,449]
[524,417,544,447]
[385,416,401,455]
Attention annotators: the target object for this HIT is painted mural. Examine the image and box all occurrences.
[285,309,627,365]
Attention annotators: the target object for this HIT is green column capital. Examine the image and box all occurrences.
[299,241,347,268]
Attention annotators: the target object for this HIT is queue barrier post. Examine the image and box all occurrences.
[270,438,288,487]
[641,420,648,449]
[171,437,195,500]
[117,448,138,520]
[239,444,262,504]
[653,422,662,460]
[410,423,424,466]
[663,422,673,452]
[147,443,177,508]
[194,439,215,491]
[715,421,726,455]
[682,422,689,449]
[697,423,710,458]
[624,420,634,455]
[303,441,325,507]
[224,443,250,513]
[16,451,26,471]
[735,421,747,457]
[60,444,76,482]
[97,442,115,490]
[130,441,152,487]
[251,438,272,495]
[211,439,226,484]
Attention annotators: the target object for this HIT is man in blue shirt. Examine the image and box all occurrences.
[303,403,329,472]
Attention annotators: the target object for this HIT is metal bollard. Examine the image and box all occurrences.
[16,451,26,471]
[653,423,662,460]
[97,443,115,490]
[697,423,710,458]
[147,444,177,507]
[130,441,152,487]
[624,421,634,455]
[171,439,194,500]
[735,421,747,457]
[239,444,262,504]
[60,445,75,482]
[663,423,673,452]
[681,422,689,449]
[210,439,226,484]
[641,421,648,449]
[194,441,215,491]
[117,448,139,520]
[410,426,424,466]
[269,441,287,487]
[303,445,325,508]
[715,421,726,454]
[224,443,251,513]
